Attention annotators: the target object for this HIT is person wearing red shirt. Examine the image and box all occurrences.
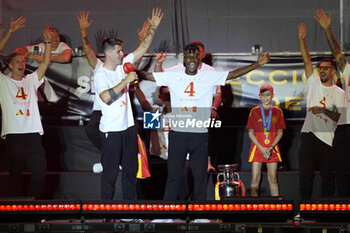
[246,84,286,197]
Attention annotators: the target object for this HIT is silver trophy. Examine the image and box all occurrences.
[217,164,242,199]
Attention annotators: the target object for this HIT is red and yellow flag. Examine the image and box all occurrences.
[137,135,151,179]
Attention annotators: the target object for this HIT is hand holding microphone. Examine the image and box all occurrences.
[123,62,139,84]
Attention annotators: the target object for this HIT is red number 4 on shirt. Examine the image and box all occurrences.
[16,87,27,100]
[184,82,195,96]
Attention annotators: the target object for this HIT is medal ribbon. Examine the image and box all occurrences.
[260,105,272,141]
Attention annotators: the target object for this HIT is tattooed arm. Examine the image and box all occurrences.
[315,9,347,73]
[77,10,97,69]
[132,8,163,63]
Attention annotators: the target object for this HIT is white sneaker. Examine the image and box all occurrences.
[151,219,174,223]
[93,163,103,173]
[93,163,122,173]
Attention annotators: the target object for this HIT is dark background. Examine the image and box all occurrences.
[0,0,348,54]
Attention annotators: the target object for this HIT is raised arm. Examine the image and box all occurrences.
[0,16,26,52]
[226,51,270,81]
[314,9,347,73]
[36,25,53,81]
[154,52,167,72]
[77,10,97,69]
[134,21,151,69]
[298,23,313,79]
[132,8,164,63]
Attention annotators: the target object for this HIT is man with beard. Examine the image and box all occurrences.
[143,43,270,200]
[314,9,350,197]
[297,23,344,200]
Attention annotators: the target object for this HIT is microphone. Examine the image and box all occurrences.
[123,62,138,84]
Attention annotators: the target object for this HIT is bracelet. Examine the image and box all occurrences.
[44,41,51,44]
[8,29,12,34]
[211,107,217,111]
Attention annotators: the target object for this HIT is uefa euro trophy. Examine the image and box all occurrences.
[217,164,242,199]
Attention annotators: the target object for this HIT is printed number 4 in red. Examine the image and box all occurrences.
[184,82,195,97]
[16,87,27,100]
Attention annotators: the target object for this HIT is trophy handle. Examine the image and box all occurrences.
[233,172,240,180]
[217,172,224,182]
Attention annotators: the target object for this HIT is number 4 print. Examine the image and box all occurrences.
[16,87,27,100]
[184,82,195,96]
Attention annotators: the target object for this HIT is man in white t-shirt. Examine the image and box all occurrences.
[16,26,72,64]
[154,42,218,200]
[315,9,350,196]
[297,23,345,200]
[94,8,163,200]
[0,24,53,198]
[143,43,270,200]
[154,41,221,119]
[77,10,154,173]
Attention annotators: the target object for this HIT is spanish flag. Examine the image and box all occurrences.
[136,135,151,179]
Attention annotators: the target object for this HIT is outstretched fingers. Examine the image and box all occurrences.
[77,10,93,29]
[10,16,26,32]
[314,9,331,29]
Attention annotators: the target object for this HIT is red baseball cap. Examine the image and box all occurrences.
[259,84,274,95]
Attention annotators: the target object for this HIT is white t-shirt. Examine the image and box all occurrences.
[153,70,227,133]
[95,53,135,132]
[338,64,350,125]
[0,71,44,138]
[92,59,104,111]
[165,62,218,94]
[301,72,345,146]
[27,42,72,55]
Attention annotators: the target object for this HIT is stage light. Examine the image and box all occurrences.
[186,199,294,222]
[0,199,294,223]
[0,204,81,212]
[300,199,350,222]
[0,200,82,223]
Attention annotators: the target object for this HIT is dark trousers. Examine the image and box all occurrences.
[333,125,350,196]
[101,126,138,200]
[298,133,335,200]
[5,133,47,198]
[85,110,103,151]
[164,131,208,201]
